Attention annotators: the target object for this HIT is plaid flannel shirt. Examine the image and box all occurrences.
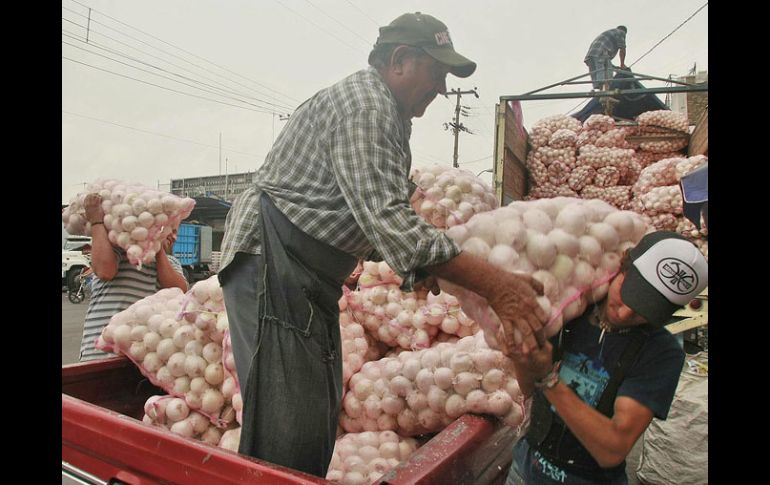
[584,28,626,62]
[219,67,460,290]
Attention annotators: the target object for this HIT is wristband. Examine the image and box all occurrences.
[534,361,561,390]
[91,221,104,225]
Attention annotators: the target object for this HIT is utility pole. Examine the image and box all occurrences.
[272,113,291,144]
[445,88,479,167]
[86,8,92,43]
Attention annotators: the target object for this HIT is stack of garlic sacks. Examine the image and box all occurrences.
[331,171,652,483]
[525,111,707,260]
[62,178,196,267]
[326,431,419,485]
[616,110,706,260]
[329,167,499,484]
[345,261,480,352]
[629,154,708,260]
[344,165,493,352]
[409,165,498,229]
[525,111,690,211]
[97,276,243,451]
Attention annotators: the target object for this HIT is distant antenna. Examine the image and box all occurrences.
[85,8,92,43]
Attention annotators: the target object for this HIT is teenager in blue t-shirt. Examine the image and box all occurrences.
[506,231,708,485]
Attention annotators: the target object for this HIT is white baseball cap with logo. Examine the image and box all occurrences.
[620,231,708,326]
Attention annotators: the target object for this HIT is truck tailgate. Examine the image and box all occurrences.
[62,358,332,485]
[63,359,517,485]
[379,414,516,485]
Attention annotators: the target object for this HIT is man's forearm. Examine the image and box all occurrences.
[424,251,506,302]
[425,251,546,353]
[156,252,188,291]
[541,383,632,468]
[89,225,118,280]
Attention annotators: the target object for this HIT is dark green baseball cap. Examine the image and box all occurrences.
[374,12,477,78]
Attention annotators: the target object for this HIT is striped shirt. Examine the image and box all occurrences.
[79,249,184,362]
[584,28,626,62]
[219,67,460,290]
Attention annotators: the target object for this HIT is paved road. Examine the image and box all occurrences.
[62,291,88,365]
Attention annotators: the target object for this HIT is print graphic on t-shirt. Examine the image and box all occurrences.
[558,351,610,407]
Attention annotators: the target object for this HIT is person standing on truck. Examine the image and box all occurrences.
[584,26,628,90]
[217,11,548,478]
[505,231,708,485]
[79,193,188,362]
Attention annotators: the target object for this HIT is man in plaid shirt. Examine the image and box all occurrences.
[217,12,548,477]
[584,26,628,89]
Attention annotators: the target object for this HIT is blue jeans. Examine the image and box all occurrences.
[585,57,612,89]
[506,440,628,485]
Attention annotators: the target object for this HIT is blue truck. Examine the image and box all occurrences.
[172,223,214,283]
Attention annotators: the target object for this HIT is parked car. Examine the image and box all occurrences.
[63,236,92,290]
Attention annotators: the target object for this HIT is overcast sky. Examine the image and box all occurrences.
[61,0,708,205]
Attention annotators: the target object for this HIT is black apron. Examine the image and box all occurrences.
[236,193,356,477]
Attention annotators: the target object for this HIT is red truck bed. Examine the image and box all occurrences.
[62,358,516,485]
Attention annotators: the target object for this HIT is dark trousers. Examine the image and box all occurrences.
[585,56,612,89]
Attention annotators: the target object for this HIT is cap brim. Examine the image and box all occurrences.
[620,264,680,327]
[422,46,477,78]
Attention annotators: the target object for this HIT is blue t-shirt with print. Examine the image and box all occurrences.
[509,303,685,484]
[557,305,684,419]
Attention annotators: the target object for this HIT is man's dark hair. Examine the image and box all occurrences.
[368,44,425,70]
[617,25,628,33]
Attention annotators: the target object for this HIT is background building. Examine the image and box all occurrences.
[170,171,255,203]
[668,69,708,126]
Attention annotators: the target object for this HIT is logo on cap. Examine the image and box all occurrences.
[434,31,452,46]
[656,258,698,295]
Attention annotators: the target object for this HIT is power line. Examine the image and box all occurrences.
[629,2,708,68]
[61,35,271,111]
[62,32,291,113]
[63,1,302,106]
[62,110,264,158]
[61,21,295,111]
[63,56,275,114]
[272,0,369,55]
[342,0,381,27]
[459,155,493,165]
[62,38,283,113]
[301,0,372,45]
[62,5,297,109]
[65,0,301,105]
[650,45,708,77]
[566,98,590,115]
[412,149,447,165]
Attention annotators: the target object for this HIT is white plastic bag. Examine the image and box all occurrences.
[636,353,708,485]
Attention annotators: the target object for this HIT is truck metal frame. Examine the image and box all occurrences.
[492,69,708,205]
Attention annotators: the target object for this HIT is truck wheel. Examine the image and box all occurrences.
[66,267,84,292]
